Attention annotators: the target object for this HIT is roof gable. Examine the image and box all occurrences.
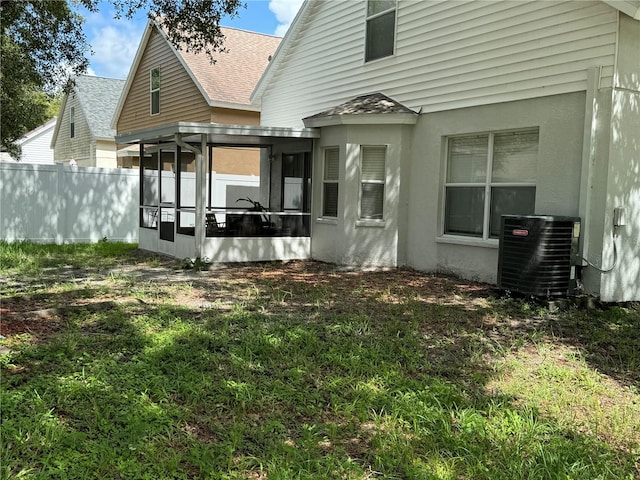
[52,75,124,147]
[252,0,640,105]
[113,21,281,128]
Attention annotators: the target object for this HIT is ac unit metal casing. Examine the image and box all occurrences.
[497,215,581,298]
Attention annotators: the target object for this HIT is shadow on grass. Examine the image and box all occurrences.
[1,262,638,479]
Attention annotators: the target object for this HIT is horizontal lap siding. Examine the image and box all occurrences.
[117,29,211,134]
[261,0,617,126]
[54,98,93,165]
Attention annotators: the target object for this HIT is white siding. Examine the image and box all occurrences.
[21,130,55,164]
[261,0,618,126]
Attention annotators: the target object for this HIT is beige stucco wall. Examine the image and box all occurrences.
[95,139,118,169]
[212,107,260,126]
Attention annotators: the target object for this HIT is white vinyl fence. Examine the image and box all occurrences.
[1,163,139,243]
[0,163,261,244]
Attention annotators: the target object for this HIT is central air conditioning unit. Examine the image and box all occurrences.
[497,215,581,298]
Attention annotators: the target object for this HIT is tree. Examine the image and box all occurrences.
[0,0,244,157]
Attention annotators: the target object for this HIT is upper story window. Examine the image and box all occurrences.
[365,0,397,62]
[150,67,160,115]
[322,148,339,218]
[444,129,539,239]
[360,146,386,219]
[70,106,75,138]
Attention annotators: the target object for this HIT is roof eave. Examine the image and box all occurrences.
[303,112,418,128]
[603,0,640,19]
[51,94,70,148]
[210,100,261,112]
[115,121,320,145]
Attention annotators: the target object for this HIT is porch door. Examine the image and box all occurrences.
[282,152,311,235]
[158,146,177,254]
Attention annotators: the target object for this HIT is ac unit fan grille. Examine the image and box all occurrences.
[498,215,579,297]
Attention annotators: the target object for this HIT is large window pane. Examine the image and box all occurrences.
[492,130,538,182]
[365,10,395,62]
[323,148,339,218]
[489,186,536,237]
[444,186,484,236]
[448,135,488,183]
[361,183,384,219]
[323,183,338,217]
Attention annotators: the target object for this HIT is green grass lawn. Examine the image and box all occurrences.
[1,242,639,479]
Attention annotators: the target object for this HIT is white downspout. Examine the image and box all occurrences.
[577,66,601,264]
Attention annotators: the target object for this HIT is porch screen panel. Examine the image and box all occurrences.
[140,150,159,228]
[177,150,196,234]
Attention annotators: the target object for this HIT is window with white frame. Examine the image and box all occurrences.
[444,129,538,239]
[150,67,160,115]
[322,148,339,217]
[360,146,386,219]
[365,0,396,62]
[70,106,75,138]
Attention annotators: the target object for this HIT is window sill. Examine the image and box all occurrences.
[316,217,338,225]
[356,219,386,228]
[436,235,499,249]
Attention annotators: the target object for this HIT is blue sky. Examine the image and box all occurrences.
[77,0,304,79]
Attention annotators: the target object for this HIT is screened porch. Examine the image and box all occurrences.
[116,122,319,261]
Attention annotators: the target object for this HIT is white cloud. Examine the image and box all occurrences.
[269,0,304,36]
[88,23,142,79]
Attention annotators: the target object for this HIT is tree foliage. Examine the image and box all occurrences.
[0,0,244,158]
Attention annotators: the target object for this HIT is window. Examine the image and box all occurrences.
[322,148,339,217]
[70,107,75,138]
[444,129,538,239]
[360,146,386,219]
[150,67,160,114]
[365,0,396,62]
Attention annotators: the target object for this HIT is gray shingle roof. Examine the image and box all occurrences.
[303,93,417,120]
[73,75,125,139]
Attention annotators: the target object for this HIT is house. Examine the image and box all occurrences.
[51,75,130,167]
[0,117,56,164]
[115,1,640,303]
[113,21,284,257]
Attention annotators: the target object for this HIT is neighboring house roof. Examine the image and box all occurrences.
[251,0,640,104]
[74,76,125,139]
[51,75,125,147]
[112,21,281,127]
